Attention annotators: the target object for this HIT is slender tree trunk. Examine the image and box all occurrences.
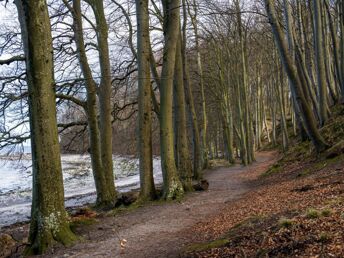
[174,30,193,191]
[182,0,202,179]
[160,0,184,199]
[190,0,208,169]
[235,0,253,164]
[88,0,117,206]
[313,0,329,125]
[340,2,344,98]
[70,0,114,206]
[256,67,263,149]
[325,0,343,98]
[235,76,248,165]
[136,0,156,200]
[15,0,76,254]
[265,0,329,152]
[276,63,289,150]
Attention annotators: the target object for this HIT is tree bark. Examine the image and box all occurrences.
[70,0,115,207]
[160,0,184,199]
[189,0,208,169]
[265,0,329,152]
[15,0,76,254]
[136,0,156,200]
[174,30,193,191]
[87,0,117,206]
[182,0,202,179]
[313,0,329,125]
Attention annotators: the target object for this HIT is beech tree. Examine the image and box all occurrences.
[159,0,184,199]
[136,0,156,201]
[62,0,117,208]
[264,0,329,152]
[14,0,76,253]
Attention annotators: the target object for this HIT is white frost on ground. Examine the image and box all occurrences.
[0,154,162,227]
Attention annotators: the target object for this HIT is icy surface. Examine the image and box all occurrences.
[0,154,162,227]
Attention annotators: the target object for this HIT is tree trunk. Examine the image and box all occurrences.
[70,0,115,207]
[15,0,76,254]
[174,30,193,191]
[160,0,184,200]
[235,0,254,164]
[136,0,156,200]
[313,0,329,125]
[88,0,117,207]
[324,0,343,98]
[190,0,208,169]
[182,0,202,179]
[265,0,329,152]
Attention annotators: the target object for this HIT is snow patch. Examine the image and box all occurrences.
[0,154,162,227]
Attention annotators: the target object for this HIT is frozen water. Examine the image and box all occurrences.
[0,154,162,227]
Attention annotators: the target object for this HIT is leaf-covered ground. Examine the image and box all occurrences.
[182,105,344,258]
[181,154,344,257]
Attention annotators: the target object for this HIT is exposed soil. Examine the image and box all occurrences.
[3,151,278,258]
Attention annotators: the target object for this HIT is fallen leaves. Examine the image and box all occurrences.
[181,152,344,257]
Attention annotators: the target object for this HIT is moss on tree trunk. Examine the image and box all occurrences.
[15,0,77,254]
[136,0,156,201]
[160,0,184,200]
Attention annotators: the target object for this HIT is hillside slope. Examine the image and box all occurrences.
[182,105,344,257]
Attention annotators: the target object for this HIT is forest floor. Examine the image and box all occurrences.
[3,105,344,258]
[3,147,344,257]
[4,151,278,258]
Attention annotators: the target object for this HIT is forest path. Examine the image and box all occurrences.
[47,151,278,258]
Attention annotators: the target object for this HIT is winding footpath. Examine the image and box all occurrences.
[44,151,277,258]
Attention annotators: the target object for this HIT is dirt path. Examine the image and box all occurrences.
[46,151,278,258]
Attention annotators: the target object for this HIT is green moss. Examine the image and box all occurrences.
[297,152,344,177]
[109,202,144,216]
[278,218,294,228]
[164,178,185,200]
[185,239,230,253]
[306,208,320,219]
[261,163,282,177]
[319,232,331,243]
[320,209,332,217]
[241,214,266,224]
[54,224,78,247]
[297,168,312,177]
[70,218,98,232]
[325,197,344,206]
[24,221,77,255]
[297,160,328,177]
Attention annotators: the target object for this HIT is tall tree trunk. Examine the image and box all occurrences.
[189,0,208,169]
[235,0,253,164]
[235,76,248,165]
[324,0,343,98]
[136,0,156,200]
[276,62,289,150]
[340,1,344,98]
[313,0,329,125]
[182,0,202,179]
[174,31,193,191]
[160,0,184,199]
[88,0,117,206]
[69,0,115,206]
[265,0,329,152]
[283,0,315,138]
[15,0,76,254]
